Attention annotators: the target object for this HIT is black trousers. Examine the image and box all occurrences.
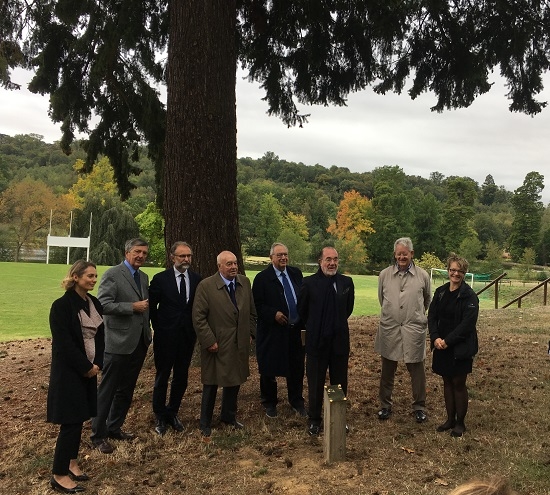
[152,329,196,419]
[91,340,148,441]
[200,384,240,429]
[260,325,305,409]
[52,422,83,475]
[306,347,348,425]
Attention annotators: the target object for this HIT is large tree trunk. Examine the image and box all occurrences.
[163,1,241,276]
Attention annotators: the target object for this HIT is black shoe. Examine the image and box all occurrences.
[451,424,466,437]
[378,408,392,420]
[200,426,212,437]
[308,424,321,436]
[68,470,89,482]
[168,415,185,432]
[414,410,427,423]
[221,419,244,429]
[155,419,168,436]
[436,419,456,432]
[50,477,85,493]
[108,430,136,441]
[292,405,307,417]
[265,406,277,418]
[91,439,114,454]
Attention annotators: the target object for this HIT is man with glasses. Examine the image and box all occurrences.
[375,237,431,423]
[297,246,355,436]
[252,242,306,419]
[149,241,202,435]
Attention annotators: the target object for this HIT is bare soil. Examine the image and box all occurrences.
[1,308,550,495]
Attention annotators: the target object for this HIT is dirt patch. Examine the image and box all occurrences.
[1,309,550,494]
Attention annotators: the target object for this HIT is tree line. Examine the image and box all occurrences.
[0,134,548,274]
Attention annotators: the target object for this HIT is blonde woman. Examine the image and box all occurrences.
[428,253,479,437]
[448,478,517,495]
[48,261,104,493]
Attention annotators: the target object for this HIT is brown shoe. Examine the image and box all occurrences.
[92,439,114,454]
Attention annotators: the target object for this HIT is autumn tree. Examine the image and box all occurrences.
[6,1,550,274]
[0,178,74,261]
[327,190,374,242]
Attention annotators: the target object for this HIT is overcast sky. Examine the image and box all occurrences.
[1,68,549,205]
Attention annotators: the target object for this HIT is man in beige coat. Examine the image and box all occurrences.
[374,237,431,423]
[192,251,256,437]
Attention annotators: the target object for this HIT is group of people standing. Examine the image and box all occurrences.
[46,236,479,493]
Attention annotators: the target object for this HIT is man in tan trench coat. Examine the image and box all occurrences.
[192,251,256,437]
[374,237,431,423]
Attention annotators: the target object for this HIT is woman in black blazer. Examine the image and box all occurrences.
[428,253,479,438]
[48,261,104,493]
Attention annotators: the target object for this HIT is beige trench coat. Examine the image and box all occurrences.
[374,264,431,363]
[192,273,257,387]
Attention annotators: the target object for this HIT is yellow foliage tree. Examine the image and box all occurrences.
[327,190,374,242]
[69,157,119,208]
[0,178,76,261]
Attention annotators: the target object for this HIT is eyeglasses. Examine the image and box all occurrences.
[448,268,464,274]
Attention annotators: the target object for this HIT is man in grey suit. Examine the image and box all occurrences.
[91,238,152,453]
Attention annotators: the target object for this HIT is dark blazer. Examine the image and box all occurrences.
[298,269,355,356]
[97,261,151,354]
[428,281,479,360]
[253,264,303,376]
[47,290,104,424]
[149,267,202,335]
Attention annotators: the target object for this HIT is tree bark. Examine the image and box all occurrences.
[163,0,241,276]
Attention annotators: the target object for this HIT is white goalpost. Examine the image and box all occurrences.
[46,211,92,264]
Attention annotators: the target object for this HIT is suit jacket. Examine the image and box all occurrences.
[47,290,104,424]
[97,261,152,354]
[298,268,355,356]
[192,273,257,387]
[253,264,303,376]
[149,267,202,336]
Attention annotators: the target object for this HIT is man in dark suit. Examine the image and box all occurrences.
[252,242,306,418]
[298,246,355,436]
[149,241,202,435]
[91,238,152,453]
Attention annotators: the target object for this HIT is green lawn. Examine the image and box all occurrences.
[0,262,499,342]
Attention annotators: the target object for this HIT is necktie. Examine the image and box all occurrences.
[228,281,237,308]
[179,273,187,303]
[281,272,298,323]
[133,270,141,296]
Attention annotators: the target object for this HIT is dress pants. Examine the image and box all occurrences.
[306,346,348,425]
[152,329,196,420]
[52,423,83,475]
[200,384,240,429]
[91,340,148,441]
[379,356,426,410]
[260,325,305,409]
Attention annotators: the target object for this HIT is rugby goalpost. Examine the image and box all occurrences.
[46,210,92,264]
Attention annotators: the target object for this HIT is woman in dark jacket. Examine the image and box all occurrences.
[428,253,479,438]
[48,261,104,493]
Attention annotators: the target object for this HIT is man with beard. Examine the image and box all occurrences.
[149,241,202,435]
[298,246,355,436]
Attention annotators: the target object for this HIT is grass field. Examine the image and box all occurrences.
[0,262,542,341]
